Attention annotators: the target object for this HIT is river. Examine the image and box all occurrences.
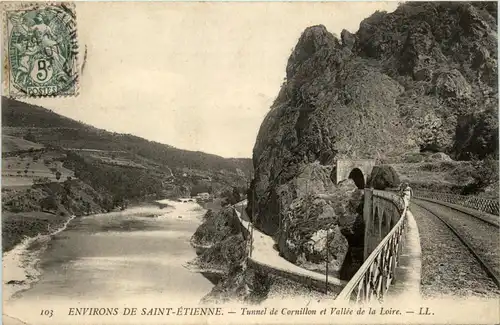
[2,199,214,325]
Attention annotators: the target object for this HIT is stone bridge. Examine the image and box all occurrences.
[335,159,377,189]
[363,190,407,260]
[337,189,421,302]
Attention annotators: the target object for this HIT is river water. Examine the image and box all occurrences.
[2,200,214,325]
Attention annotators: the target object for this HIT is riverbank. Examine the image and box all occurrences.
[2,211,72,253]
[3,214,76,301]
[3,235,43,302]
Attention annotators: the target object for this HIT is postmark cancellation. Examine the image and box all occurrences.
[2,2,79,98]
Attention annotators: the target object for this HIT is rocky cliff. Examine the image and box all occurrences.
[248,2,497,273]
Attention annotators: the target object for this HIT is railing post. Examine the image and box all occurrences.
[363,189,373,261]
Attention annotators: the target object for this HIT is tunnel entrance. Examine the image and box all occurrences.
[348,168,365,189]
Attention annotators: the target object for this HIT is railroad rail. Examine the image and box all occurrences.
[413,200,500,290]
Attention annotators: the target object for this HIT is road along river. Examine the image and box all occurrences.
[2,199,214,325]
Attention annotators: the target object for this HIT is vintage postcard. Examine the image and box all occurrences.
[1,1,499,325]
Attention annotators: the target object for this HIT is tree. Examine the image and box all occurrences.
[220,187,242,206]
[24,131,36,143]
[455,105,499,160]
[40,195,58,212]
[472,156,499,189]
[33,177,51,185]
[232,187,241,204]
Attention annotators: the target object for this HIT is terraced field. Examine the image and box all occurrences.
[2,155,74,188]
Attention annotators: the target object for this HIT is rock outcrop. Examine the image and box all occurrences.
[368,165,401,190]
[249,2,497,271]
[277,177,363,276]
[190,208,272,304]
[191,207,241,247]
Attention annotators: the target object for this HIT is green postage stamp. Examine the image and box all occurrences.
[2,2,79,97]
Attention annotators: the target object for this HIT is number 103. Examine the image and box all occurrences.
[40,309,54,318]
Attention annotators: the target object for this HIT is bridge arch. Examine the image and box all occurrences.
[335,159,376,188]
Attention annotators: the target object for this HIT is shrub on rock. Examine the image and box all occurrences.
[368,165,401,190]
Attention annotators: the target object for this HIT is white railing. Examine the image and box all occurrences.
[336,191,407,302]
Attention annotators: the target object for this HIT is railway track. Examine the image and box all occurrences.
[411,199,500,298]
[414,200,500,288]
[414,195,499,228]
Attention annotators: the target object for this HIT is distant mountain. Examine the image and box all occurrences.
[2,97,253,176]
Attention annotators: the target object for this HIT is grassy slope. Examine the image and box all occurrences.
[391,156,499,200]
[392,161,471,192]
[2,135,44,153]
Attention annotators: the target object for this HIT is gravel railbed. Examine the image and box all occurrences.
[416,200,500,279]
[410,202,500,298]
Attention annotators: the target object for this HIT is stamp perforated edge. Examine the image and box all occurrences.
[1,1,80,99]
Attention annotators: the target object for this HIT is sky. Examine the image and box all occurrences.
[22,2,399,158]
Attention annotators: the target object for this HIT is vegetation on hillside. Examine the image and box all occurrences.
[390,152,499,199]
[2,211,69,252]
[191,207,241,247]
[368,165,401,190]
[454,105,499,160]
[2,96,252,208]
[2,177,109,252]
[63,151,165,208]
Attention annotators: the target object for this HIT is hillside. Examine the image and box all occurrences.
[2,97,252,197]
[2,135,44,153]
[1,97,253,204]
[246,2,498,275]
[2,97,252,174]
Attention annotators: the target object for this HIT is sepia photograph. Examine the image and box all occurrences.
[1,1,499,324]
